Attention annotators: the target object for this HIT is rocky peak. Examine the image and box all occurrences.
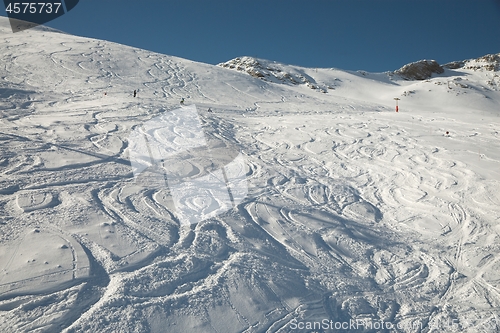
[217,56,315,86]
[444,53,500,72]
[394,60,444,80]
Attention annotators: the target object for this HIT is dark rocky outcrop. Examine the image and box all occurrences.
[394,60,444,80]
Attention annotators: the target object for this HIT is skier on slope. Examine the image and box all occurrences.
[133,90,137,98]
[180,98,185,105]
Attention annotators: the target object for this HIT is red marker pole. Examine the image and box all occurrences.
[394,98,400,112]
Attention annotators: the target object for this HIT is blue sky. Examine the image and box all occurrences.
[2,0,500,72]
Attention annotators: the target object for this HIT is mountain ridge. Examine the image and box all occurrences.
[218,53,500,86]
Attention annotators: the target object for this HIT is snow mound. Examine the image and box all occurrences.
[0,228,90,298]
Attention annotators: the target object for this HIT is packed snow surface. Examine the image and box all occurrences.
[1,17,500,332]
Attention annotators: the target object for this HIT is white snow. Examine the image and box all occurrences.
[1,16,500,332]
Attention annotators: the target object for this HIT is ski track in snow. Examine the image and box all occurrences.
[1,19,500,332]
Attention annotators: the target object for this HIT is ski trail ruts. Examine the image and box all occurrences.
[162,60,198,98]
[222,81,268,103]
[344,119,500,318]
[247,205,370,287]
[243,169,383,282]
[0,154,43,176]
[356,133,473,222]
[470,179,500,213]
[49,42,89,76]
[0,233,27,285]
[389,251,449,293]
[244,201,317,267]
[200,114,244,148]
[447,202,467,268]
[0,224,91,302]
[49,43,118,90]
[87,123,125,155]
[439,206,500,308]
[137,55,178,95]
[159,59,198,99]
[472,278,500,308]
[99,184,179,248]
[0,132,55,178]
[257,115,487,311]
[138,57,176,98]
[42,225,91,281]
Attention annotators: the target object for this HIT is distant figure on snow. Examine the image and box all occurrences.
[207,107,213,113]
[180,98,185,105]
[133,90,137,98]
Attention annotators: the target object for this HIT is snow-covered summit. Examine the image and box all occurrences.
[444,53,500,71]
[217,56,323,89]
[390,53,500,81]
[218,53,500,99]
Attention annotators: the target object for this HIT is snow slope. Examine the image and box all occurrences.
[1,17,500,332]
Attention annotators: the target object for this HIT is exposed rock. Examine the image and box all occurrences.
[444,53,500,72]
[395,60,444,80]
[218,56,316,87]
